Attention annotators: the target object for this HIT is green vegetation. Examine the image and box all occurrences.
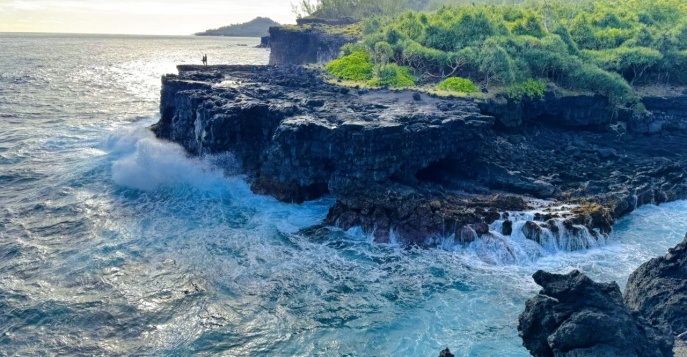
[508,79,546,100]
[322,0,687,104]
[368,64,415,87]
[325,51,374,80]
[437,77,479,93]
[195,17,279,37]
[292,0,528,20]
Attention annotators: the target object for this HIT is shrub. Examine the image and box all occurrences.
[508,79,546,100]
[325,51,374,81]
[479,38,515,85]
[368,64,415,87]
[340,43,370,57]
[567,62,632,104]
[510,13,547,38]
[587,46,663,83]
[437,77,479,93]
[551,25,581,56]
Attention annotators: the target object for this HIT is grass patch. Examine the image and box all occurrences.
[437,77,479,93]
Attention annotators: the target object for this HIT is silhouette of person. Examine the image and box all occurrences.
[202,54,207,66]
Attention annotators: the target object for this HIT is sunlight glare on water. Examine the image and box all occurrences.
[0,33,686,356]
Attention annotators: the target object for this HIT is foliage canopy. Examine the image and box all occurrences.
[322,0,687,103]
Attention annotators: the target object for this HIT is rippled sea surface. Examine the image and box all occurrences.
[1,33,686,356]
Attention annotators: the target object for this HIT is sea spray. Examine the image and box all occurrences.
[3,34,687,357]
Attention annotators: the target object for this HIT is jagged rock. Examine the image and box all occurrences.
[570,203,614,235]
[478,91,614,130]
[518,270,672,357]
[522,221,544,245]
[438,348,455,357]
[153,65,687,246]
[625,234,687,337]
[502,220,513,235]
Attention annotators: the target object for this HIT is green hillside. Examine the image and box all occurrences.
[322,0,687,104]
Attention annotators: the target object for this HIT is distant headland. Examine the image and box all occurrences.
[195,17,280,37]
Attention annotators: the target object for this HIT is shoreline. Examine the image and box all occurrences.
[152,64,687,251]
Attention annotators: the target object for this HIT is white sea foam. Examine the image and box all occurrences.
[108,128,227,191]
[4,34,687,357]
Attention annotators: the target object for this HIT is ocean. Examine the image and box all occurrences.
[0,32,685,356]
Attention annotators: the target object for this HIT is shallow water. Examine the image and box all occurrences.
[1,32,685,356]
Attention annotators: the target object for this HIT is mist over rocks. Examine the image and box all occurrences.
[152,65,687,247]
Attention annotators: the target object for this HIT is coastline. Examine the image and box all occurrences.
[151,64,687,250]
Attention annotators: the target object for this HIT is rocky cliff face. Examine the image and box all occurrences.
[153,65,687,246]
[478,91,615,130]
[268,26,356,65]
[625,234,687,337]
[153,65,505,243]
[519,234,687,356]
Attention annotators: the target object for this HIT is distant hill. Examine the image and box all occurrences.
[196,17,280,37]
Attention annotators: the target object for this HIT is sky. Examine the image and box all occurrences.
[0,0,298,35]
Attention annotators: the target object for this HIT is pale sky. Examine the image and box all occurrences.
[0,0,298,35]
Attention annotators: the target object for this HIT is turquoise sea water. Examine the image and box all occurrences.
[0,33,685,356]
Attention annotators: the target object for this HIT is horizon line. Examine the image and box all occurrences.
[0,30,271,38]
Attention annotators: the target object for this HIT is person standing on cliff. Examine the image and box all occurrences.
[202,54,207,66]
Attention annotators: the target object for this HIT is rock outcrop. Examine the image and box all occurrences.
[518,270,672,357]
[268,25,356,65]
[625,234,687,337]
[153,65,687,246]
[520,234,687,356]
[478,90,617,130]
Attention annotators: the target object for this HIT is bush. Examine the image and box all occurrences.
[340,43,370,56]
[479,38,515,85]
[508,79,546,100]
[587,46,663,83]
[567,62,632,104]
[368,64,415,87]
[437,77,479,93]
[325,51,374,80]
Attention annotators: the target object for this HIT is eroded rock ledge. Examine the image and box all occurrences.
[152,65,687,246]
[519,234,687,356]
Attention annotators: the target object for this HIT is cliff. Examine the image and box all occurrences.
[268,25,357,65]
[152,65,687,247]
[196,17,279,37]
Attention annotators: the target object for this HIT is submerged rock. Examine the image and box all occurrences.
[438,348,455,357]
[518,270,672,357]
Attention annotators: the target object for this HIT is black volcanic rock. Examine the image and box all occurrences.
[268,26,356,65]
[438,348,455,357]
[518,270,672,357]
[625,234,687,337]
[153,65,687,246]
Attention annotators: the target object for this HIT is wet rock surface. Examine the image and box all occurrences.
[520,235,687,356]
[153,65,687,245]
[518,270,672,357]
